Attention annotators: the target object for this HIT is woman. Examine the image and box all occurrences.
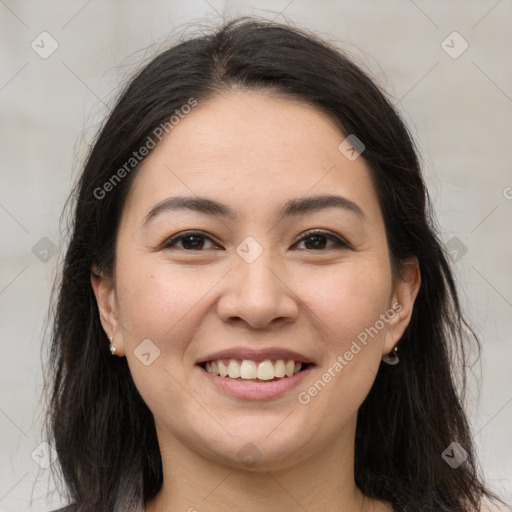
[45,17,505,512]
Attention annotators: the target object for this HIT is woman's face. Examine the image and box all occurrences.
[93,91,419,471]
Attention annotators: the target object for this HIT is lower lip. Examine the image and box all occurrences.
[197,364,313,400]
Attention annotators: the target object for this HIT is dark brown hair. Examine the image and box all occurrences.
[44,16,504,512]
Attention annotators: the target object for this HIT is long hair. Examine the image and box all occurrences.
[44,17,503,512]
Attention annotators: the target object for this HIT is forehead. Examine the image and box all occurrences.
[122,91,382,227]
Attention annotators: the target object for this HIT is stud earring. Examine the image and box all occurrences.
[109,336,117,355]
[382,345,399,365]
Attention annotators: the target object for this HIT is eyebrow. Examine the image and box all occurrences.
[142,194,365,226]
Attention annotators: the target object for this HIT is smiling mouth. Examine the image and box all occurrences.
[199,359,312,381]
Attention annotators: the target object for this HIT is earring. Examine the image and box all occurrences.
[109,336,117,355]
[382,345,399,365]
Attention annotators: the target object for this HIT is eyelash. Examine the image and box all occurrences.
[161,229,350,252]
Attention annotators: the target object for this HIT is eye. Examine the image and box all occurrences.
[161,229,350,252]
[293,229,350,251]
[162,231,219,251]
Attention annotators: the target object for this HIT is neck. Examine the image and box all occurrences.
[146,416,391,512]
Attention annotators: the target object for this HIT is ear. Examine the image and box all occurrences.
[382,258,421,357]
[90,265,125,357]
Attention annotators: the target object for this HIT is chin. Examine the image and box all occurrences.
[196,428,315,472]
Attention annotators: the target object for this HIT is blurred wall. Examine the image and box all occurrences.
[0,1,511,510]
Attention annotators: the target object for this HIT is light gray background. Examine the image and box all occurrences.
[1,1,511,511]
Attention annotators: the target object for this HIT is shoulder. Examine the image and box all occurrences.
[49,506,76,512]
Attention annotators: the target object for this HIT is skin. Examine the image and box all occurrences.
[91,91,421,512]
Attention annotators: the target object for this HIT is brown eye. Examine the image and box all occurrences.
[294,230,350,251]
[162,229,350,252]
[163,231,219,251]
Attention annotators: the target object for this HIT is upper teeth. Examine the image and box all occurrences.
[204,359,302,380]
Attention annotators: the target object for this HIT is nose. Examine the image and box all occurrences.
[216,249,299,329]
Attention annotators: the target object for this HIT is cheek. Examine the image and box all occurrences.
[304,259,392,347]
[114,257,212,415]
[115,255,213,344]
[295,267,390,431]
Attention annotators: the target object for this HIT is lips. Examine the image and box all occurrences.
[196,347,313,366]
[196,347,314,385]
[198,356,314,400]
